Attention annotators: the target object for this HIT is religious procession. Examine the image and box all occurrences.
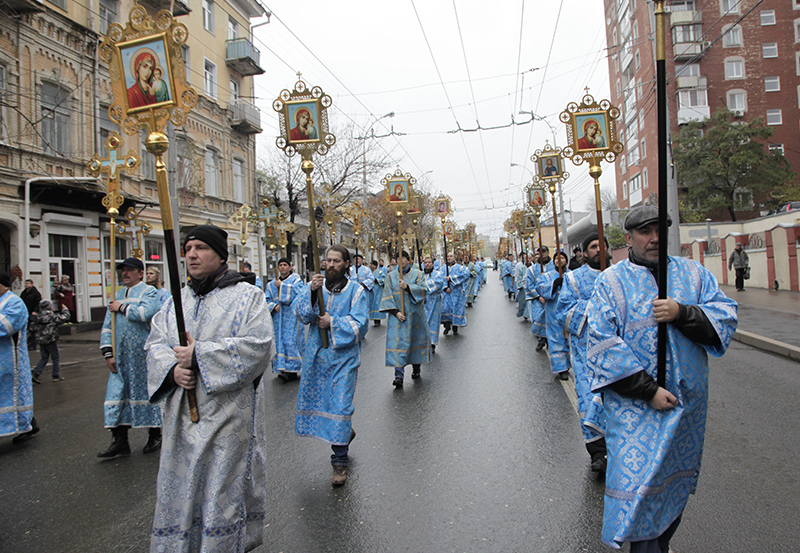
[4,1,800,552]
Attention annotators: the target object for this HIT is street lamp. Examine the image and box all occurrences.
[518,110,570,251]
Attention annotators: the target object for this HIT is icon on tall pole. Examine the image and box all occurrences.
[274,75,336,348]
[559,89,623,270]
[382,168,416,316]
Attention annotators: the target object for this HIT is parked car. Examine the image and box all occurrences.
[776,201,800,213]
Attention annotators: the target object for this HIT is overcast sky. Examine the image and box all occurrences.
[251,0,616,239]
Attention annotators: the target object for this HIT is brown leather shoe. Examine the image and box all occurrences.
[332,465,347,486]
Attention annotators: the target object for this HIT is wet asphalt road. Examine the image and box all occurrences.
[1,275,799,552]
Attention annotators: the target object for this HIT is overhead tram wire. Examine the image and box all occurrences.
[409,0,491,211]
[507,0,527,196]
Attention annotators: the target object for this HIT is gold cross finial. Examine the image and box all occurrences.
[229,204,254,246]
[584,86,591,95]
[117,207,152,259]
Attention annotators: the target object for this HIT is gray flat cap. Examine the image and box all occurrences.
[624,205,672,230]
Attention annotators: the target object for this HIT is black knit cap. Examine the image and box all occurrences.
[0,271,10,287]
[184,224,228,261]
[582,231,610,253]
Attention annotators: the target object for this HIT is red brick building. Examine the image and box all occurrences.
[604,0,800,214]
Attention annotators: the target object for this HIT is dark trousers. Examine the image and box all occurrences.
[735,267,745,290]
[629,514,682,553]
[33,342,60,378]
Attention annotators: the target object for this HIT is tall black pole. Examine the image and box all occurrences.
[656,0,668,387]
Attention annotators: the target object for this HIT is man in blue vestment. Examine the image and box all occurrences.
[465,255,478,306]
[98,257,161,458]
[381,250,429,387]
[369,259,387,326]
[422,257,447,354]
[501,253,515,298]
[0,272,39,444]
[526,246,554,351]
[265,257,305,382]
[350,255,375,331]
[441,252,469,335]
[514,252,531,320]
[555,231,610,472]
[535,251,571,380]
[295,245,369,486]
[586,206,737,551]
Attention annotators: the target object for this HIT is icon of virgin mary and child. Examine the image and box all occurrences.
[127,50,170,110]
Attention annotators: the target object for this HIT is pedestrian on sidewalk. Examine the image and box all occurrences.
[97,257,162,459]
[294,245,369,486]
[0,271,39,444]
[20,279,41,350]
[381,250,430,388]
[146,224,275,550]
[30,300,70,383]
[586,206,738,552]
[728,242,749,292]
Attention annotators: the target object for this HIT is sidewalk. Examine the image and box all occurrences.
[720,284,800,362]
[58,328,101,344]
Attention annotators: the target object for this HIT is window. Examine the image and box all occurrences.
[232,159,244,202]
[0,66,5,142]
[670,1,695,11]
[795,19,800,42]
[721,0,739,15]
[673,24,699,43]
[722,25,742,47]
[795,0,800,10]
[229,78,239,101]
[102,236,128,261]
[99,0,118,35]
[612,28,618,48]
[228,17,239,40]
[634,50,640,71]
[50,235,79,258]
[98,105,116,154]
[766,109,782,125]
[678,89,708,108]
[613,55,619,74]
[639,109,646,130]
[41,82,70,156]
[630,173,642,192]
[640,138,646,159]
[203,59,216,98]
[762,42,778,58]
[622,180,628,200]
[616,79,621,97]
[676,63,700,77]
[725,57,744,79]
[202,0,214,33]
[205,148,218,196]
[765,76,780,92]
[141,131,156,181]
[769,144,785,155]
[760,10,776,25]
[47,0,66,9]
[620,155,627,174]
[633,20,639,40]
[182,45,191,85]
[727,90,747,112]
[642,167,649,189]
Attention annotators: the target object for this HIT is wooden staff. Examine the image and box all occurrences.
[147,131,199,423]
[302,158,330,348]
[396,212,405,316]
[655,0,668,387]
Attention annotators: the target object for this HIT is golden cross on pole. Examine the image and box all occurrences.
[229,204,254,269]
[117,207,152,259]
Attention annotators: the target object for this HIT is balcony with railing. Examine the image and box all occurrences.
[226,38,265,77]
[229,99,262,134]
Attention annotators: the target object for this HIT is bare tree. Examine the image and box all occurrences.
[583,186,619,211]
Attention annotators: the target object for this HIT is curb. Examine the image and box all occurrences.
[732,330,800,362]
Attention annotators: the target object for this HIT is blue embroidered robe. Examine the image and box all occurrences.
[295,279,369,446]
[501,260,515,293]
[370,266,387,320]
[441,263,469,327]
[155,287,171,306]
[101,282,161,428]
[535,267,571,374]
[380,266,430,366]
[423,268,447,346]
[555,264,606,442]
[466,262,478,303]
[514,262,530,318]
[586,256,737,547]
[265,272,305,374]
[0,291,33,438]
[526,261,555,337]
[146,279,275,553]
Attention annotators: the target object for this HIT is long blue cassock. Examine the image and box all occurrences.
[465,262,478,303]
[441,262,469,327]
[586,256,737,548]
[0,291,34,438]
[535,267,571,375]
[555,264,606,442]
[424,268,448,346]
[370,266,387,320]
[350,265,375,326]
[155,287,171,306]
[146,277,275,552]
[526,260,554,337]
[295,279,369,446]
[101,282,161,429]
[481,261,488,285]
[501,259,515,293]
[380,265,430,366]
[265,272,305,375]
[514,261,530,318]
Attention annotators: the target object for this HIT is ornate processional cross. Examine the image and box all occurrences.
[117,207,152,259]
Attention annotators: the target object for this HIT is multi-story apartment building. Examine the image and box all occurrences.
[604,0,800,213]
[0,0,266,322]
